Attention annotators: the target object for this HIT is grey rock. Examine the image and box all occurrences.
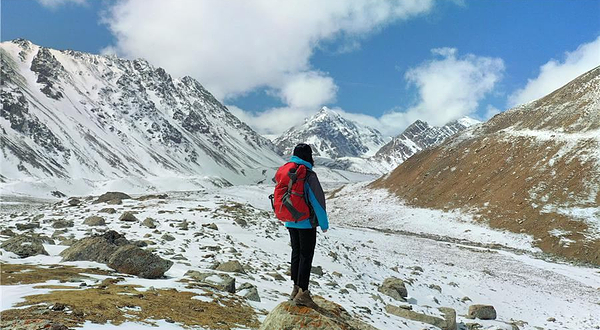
[107,244,173,279]
[142,217,157,229]
[83,216,106,226]
[161,233,175,241]
[119,211,138,222]
[216,260,245,273]
[0,228,16,236]
[52,220,74,228]
[0,234,49,258]
[15,222,40,231]
[60,230,129,263]
[311,265,324,276]
[239,283,260,302]
[68,198,81,206]
[185,270,236,293]
[386,305,456,330]
[378,277,408,301]
[99,208,117,214]
[94,192,131,204]
[467,304,497,320]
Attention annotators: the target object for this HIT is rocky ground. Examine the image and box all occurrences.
[1,185,599,329]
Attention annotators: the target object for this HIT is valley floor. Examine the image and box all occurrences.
[1,184,599,329]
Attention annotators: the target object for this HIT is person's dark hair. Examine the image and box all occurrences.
[293,143,314,166]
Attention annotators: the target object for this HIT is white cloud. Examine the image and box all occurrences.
[102,0,437,102]
[232,48,505,137]
[279,72,338,109]
[401,47,505,127]
[36,0,87,8]
[227,105,316,136]
[509,36,600,107]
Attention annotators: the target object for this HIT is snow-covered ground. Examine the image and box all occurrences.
[1,184,599,329]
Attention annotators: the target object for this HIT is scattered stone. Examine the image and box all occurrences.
[137,194,168,201]
[119,211,138,222]
[311,265,324,276]
[51,190,67,198]
[83,216,106,226]
[52,220,74,228]
[345,283,357,291]
[60,230,173,279]
[0,234,49,258]
[234,218,248,227]
[185,270,236,293]
[107,199,122,205]
[178,220,189,231]
[142,217,157,229]
[203,223,218,230]
[15,222,40,231]
[268,272,286,281]
[0,228,16,236]
[162,234,175,242]
[99,208,117,214]
[107,244,174,279]
[461,296,472,302]
[378,277,408,301]
[386,305,456,330]
[239,283,261,302]
[216,260,246,274]
[68,198,81,206]
[467,304,497,320]
[133,240,148,247]
[429,284,442,293]
[261,296,378,330]
[547,317,556,322]
[94,192,131,204]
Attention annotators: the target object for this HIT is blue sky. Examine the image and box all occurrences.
[2,0,599,136]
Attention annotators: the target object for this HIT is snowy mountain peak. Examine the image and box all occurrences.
[274,108,387,159]
[1,40,283,196]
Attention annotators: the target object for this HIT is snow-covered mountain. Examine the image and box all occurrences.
[1,39,286,194]
[370,117,480,172]
[274,107,388,158]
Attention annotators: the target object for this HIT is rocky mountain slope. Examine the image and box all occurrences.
[371,117,480,172]
[0,39,284,195]
[274,107,388,158]
[372,65,600,265]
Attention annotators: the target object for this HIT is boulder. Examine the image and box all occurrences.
[311,265,324,276]
[0,234,49,258]
[83,216,106,226]
[15,222,40,231]
[260,296,378,330]
[60,230,172,279]
[378,277,408,301]
[60,230,128,263]
[99,208,117,214]
[94,192,131,204]
[386,305,456,330]
[238,283,261,302]
[467,305,497,320]
[107,245,173,279]
[119,211,138,222]
[185,270,236,293]
[142,217,157,229]
[52,220,74,228]
[68,198,81,206]
[161,233,175,241]
[216,260,245,273]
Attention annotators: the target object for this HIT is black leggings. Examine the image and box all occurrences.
[288,227,316,291]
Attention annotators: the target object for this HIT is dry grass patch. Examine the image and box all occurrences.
[1,263,111,285]
[1,279,260,329]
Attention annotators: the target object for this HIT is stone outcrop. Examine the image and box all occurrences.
[378,277,408,301]
[260,296,378,330]
[0,234,49,258]
[467,304,497,320]
[60,230,172,279]
[385,305,456,330]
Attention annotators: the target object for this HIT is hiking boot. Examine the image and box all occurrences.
[290,285,300,300]
[293,288,319,309]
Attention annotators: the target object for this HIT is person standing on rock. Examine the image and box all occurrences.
[270,143,329,309]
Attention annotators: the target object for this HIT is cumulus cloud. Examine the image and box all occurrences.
[231,48,505,137]
[36,0,87,8]
[102,0,436,102]
[278,72,338,109]
[509,36,600,107]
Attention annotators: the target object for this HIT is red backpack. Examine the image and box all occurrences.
[270,162,311,222]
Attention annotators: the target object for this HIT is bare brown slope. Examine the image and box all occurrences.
[372,66,600,265]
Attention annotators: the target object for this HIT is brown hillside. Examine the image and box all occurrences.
[372,66,600,265]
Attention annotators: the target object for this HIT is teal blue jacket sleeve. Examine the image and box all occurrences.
[306,172,329,231]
